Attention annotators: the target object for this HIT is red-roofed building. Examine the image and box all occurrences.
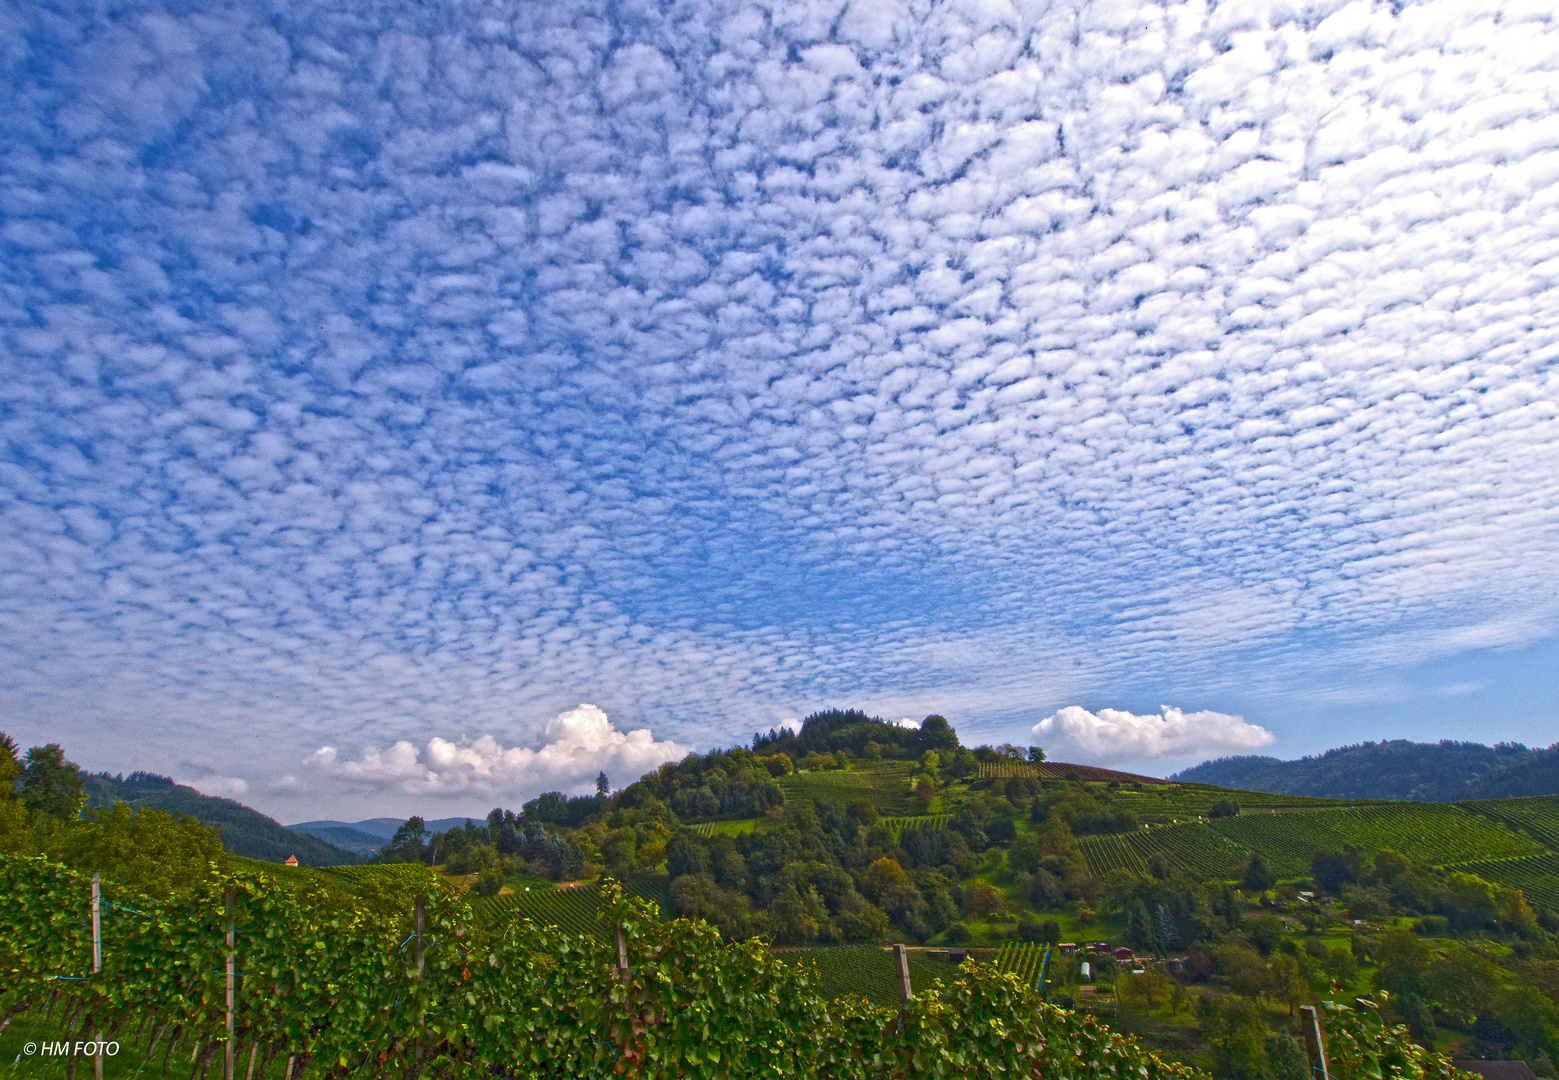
[284,855,299,867]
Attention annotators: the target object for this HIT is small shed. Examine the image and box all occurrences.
[1057,943,1078,957]
[284,855,299,867]
[1114,946,1134,961]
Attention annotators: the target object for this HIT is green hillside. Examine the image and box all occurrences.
[1173,739,1559,801]
[13,711,1559,1073]
[85,772,361,866]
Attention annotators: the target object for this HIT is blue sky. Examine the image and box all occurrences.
[3,0,1557,821]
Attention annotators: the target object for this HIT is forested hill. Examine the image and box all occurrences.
[85,772,362,866]
[1173,739,1559,800]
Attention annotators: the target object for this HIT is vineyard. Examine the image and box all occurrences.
[1207,804,1543,877]
[1464,795,1559,850]
[314,863,447,888]
[691,819,760,838]
[785,946,965,1008]
[1077,803,1546,881]
[471,880,668,934]
[1078,823,1255,880]
[776,762,920,814]
[1126,784,1348,816]
[991,943,1048,989]
[881,814,949,836]
[978,762,1041,779]
[2,854,1226,1080]
[1034,763,1167,785]
[975,760,1170,782]
[1446,853,1559,913]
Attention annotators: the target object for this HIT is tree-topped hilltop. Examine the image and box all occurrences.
[752,709,960,760]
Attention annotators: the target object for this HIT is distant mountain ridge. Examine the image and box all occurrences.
[285,824,387,857]
[288,816,483,839]
[1172,739,1559,801]
[85,772,362,866]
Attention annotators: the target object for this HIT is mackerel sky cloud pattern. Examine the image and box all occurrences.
[2,0,1558,816]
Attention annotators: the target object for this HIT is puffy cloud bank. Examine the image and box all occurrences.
[1032,706,1275,763]
[2,0,1558,806]
[305,705,690,803]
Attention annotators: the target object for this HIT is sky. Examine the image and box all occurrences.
[2,0,1558,823]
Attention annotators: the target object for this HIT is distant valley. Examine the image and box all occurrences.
[286,815,488,856]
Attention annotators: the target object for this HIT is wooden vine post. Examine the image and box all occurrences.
[414,895,425,1068]
[1299,1005,1330,1080]
[91,874,102,1080]
[892,943,912,1033]
[225,887,236,1080]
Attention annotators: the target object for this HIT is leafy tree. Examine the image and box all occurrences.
[919,714,959,752]
[915,773,936,810]
[1396,991,1435,1046]
[1200,994,1269,1080]
[861,856,908,902]
[21,743,84,819]
[1121,969,1173,1013]
[471,868,504,897]
[0,732,19,797]
[1242,853,1275,893]
[1028,746,1046,763]
[1374,849,1411,883]
[1207,798,1240,818]
[1263,1033,1309,1080]
[766,882,824,944]
[1373,927,1431,998]
[1311,847,1363,892]
[378,815,429,863]
[962,880,1003,917]
[1246,912,1283,956]
[1008,831,1044,874]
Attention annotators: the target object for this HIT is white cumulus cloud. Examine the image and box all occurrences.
[1032,706,1275,764]
[187,774,249,800]
[305,704,690,805]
